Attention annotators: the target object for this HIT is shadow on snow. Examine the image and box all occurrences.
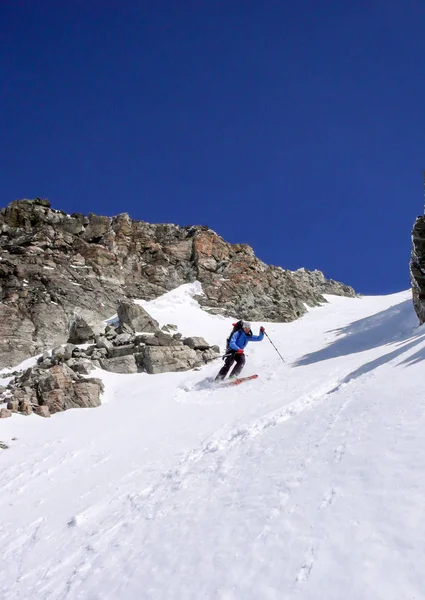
[294,299,423,367]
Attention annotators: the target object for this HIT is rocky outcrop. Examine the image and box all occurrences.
[2,363,104,416]
[0,198,356,368]
[411,215,425,324]
[0,309,221,416]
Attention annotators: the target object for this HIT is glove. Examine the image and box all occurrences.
[260,326,265,333]
[236,348,244,354]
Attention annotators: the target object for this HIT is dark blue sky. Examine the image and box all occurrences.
[1,1,424,294]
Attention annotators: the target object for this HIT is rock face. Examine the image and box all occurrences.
[0,198,356,368]
[411,215,425,324]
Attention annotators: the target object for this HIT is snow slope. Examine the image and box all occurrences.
[1,283,425,600]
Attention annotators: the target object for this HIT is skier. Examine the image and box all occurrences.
[215,320,265,381]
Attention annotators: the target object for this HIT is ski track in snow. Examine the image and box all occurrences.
[12,371,376,598]
[1,287,425,599]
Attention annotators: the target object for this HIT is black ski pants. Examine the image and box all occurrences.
[216,351,246,381]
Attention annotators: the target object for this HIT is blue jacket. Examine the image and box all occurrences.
[228,329,264,351]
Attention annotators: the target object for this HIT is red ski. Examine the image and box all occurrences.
[222,374,258,386]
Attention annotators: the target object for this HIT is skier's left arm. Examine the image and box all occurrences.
[250,327,265,342]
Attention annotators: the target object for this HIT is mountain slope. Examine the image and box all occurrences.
[1,285,424,600]
[0,198,355,368]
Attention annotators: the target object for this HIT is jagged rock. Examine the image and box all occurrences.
[198,347,221,363]
[0,198,356,368]
[19,400,33,415]
[11,389,28,404]
[114,333,134,346]
[95,336,114,353]
[141,346,201,374]
[108,344,137,358]
[116,322,134,336]
[91,348,108,360]
[67,359,94,375]
[67,310,105,344]
[0,305,38,370]
[161,323,178,332]
[117,300,159,333]
[0,408,12,418]
[6,399,19,412]
[36,364,75,413]
[173,333,183,340]
[71,347,87,358]
[183,336,210,350]
[136,334,160,346]
[52,343,75,362]
[39,350,51,362]
[100,355,137,374]
[154,331,181,346]
[105,329,117,342]
[35,406,50,418]
[34,364,103,414]
[38,358,54,369]
[411,216,425,324]
[73,380,103,408]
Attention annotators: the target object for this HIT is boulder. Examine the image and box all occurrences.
[68,309,105,344]
[136,334,160,346]
[117,300,159,333]
[67,359,94,375]
[114,333,134,346]
[35,364,103,414]
[198,347,221,363]
[95,336,114,353]
[154,331,181,346]
[38,358,53,369]
[141,346,202,374]
[35,406,51,418]
[19,400,33,415]
[108,344,137,358]
[6,399,19,412]
[0,408,12,418]
[73,380,103,408]
[161,323,178,332]
[91,348,108,360]
[52,343,75,362]
[183,336,210,350]
[99,355,138,374]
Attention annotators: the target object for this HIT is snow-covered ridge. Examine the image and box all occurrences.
[1,285,424,599]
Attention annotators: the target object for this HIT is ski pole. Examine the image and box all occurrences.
[265,331,285,363]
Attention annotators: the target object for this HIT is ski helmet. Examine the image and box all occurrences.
[241,320,251,330]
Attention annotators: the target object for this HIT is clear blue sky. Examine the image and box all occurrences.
[1,1,424,294]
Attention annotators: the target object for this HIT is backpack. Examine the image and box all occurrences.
[225,320,252,352]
